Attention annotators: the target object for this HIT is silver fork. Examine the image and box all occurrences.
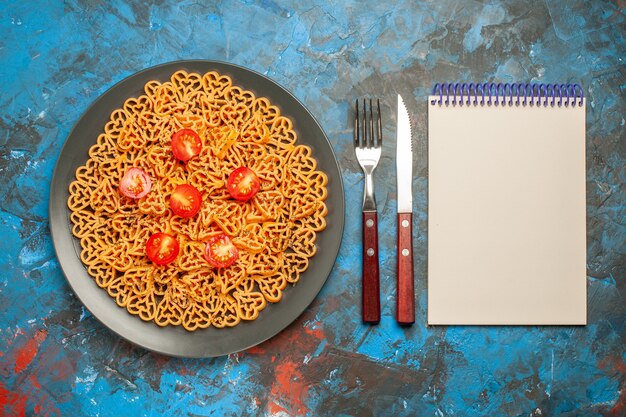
[354,98,382,324]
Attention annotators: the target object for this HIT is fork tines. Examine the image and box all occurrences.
[354,98,383,149]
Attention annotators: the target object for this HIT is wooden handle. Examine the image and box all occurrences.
[397,212,415,325]
[362,211,380,323]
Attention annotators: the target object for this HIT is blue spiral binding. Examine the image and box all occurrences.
[430,83,584,107]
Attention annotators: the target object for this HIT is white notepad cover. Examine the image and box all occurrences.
[427,97,586,325]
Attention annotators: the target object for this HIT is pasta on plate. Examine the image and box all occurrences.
[67,70,328,331]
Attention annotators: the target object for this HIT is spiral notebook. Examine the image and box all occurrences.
[427,83,586,325]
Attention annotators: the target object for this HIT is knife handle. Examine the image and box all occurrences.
[362,211,380,324]
[397,213,414,325]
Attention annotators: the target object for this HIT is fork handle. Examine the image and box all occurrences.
[397,213,415,325]
[362,211,380,323]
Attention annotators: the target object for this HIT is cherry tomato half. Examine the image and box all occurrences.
[170,184,202,218]
[146,233,180,265]
[119,167,152,199]
[204,234,238,268]
[227,167,260,201]
[171,129,202,162]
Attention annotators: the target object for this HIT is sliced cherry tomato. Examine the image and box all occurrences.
[204,234,238,268]
[170,184,202,218]
[227,167,260,201]
[119,167,152,199]
[171,129,202,162]
[146,233,180,265]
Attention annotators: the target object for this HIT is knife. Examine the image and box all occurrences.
[396,94,415,325]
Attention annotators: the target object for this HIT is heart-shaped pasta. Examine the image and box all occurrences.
[68,70,327,331]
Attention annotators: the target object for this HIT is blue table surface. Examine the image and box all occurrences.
[1,1,624,416]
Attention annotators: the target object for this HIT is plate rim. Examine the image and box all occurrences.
[49,59,345,358]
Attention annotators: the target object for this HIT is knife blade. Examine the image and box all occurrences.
[396,94,415,325]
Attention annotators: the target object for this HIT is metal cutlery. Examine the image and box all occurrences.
[354,98,382,324]
[396,95,415,325]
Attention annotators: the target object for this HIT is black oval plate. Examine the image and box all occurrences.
[49,60,344,358]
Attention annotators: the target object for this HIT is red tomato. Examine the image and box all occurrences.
[146,233,180,265]
[119,167,152,199]
[227,167,260,201]
[170,184,202,218]
[171,129,202,162]
[204,234,238,268]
